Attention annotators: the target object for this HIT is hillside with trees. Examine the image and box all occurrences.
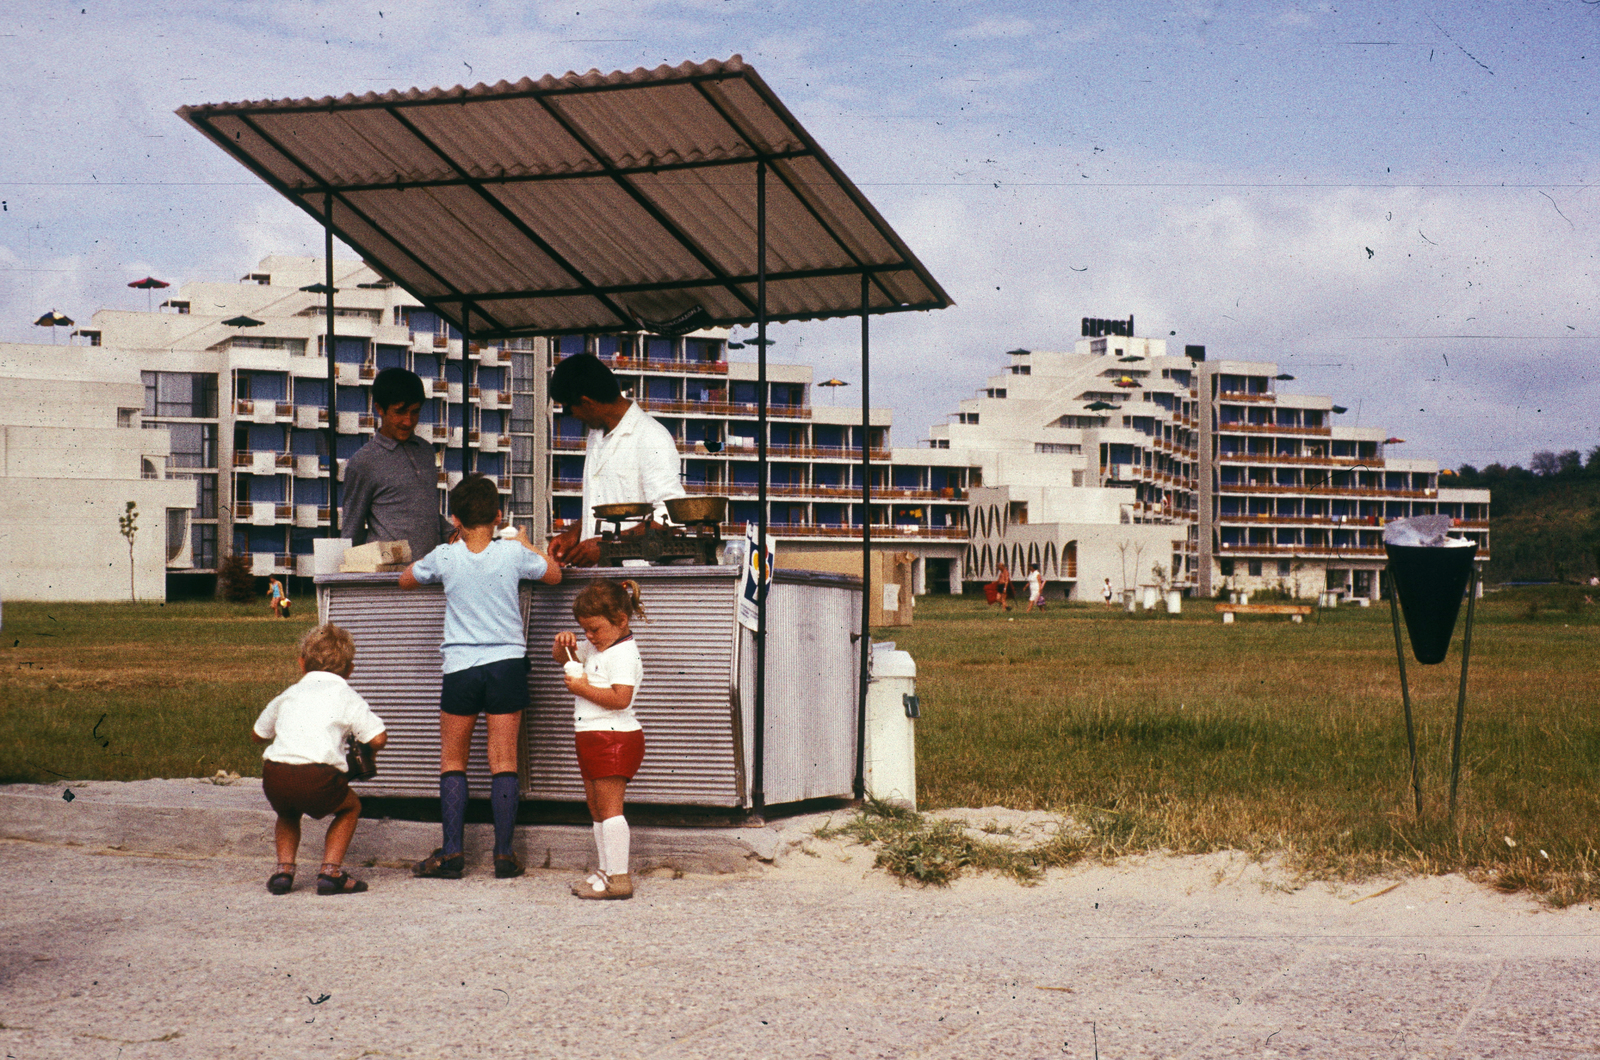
[1453,449,1600,583]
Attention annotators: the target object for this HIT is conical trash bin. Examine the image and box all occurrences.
[1385,540,1476,665]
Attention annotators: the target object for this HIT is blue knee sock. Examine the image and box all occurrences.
[490,772,518,858]
[440,771,468,857]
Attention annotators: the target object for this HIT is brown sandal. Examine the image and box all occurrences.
[267,872,294,895]
[316,871,368,895]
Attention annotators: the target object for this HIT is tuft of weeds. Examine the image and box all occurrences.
[818,798,1093,887]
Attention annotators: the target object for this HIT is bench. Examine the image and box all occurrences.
[1215,603,1314,624]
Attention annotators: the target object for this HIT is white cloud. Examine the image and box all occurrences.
[949,18,1037,41]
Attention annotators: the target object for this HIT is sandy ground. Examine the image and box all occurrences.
[2,810,1596,1060]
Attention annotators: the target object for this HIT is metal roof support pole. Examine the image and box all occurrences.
[753,160,768,819]
[854,272,870,801]
[460,306,471,479]
[324,194,340,537]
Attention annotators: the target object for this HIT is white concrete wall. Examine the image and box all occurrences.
[3,426,172,481]
[0,478,194,601]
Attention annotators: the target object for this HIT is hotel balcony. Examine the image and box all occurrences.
[235,399,296,424]
[233,451,296,474]
[557,351,730,376]
[1219,482,1432,499]
[416,423,450,444]
[638,397,810,420]
[246,552,294,576]
[1218,452,1384,469]
[293,505,331,528]
[1216,422,1332,437]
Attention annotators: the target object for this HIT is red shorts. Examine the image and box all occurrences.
[262,759,351,819]
[574,730,645,781]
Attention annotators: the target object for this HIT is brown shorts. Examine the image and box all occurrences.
[574,730,645,781]
[262,760,352,819]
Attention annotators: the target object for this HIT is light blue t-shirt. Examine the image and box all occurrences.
[409,539,549,674]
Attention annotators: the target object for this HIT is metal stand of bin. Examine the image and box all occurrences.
[1385,542,1479,823]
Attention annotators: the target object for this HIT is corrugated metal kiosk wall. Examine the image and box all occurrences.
[318,574,523,798]
[318,566,860,808]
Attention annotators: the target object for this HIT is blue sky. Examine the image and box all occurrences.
[2,0,1597,466]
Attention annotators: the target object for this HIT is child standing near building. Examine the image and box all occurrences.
[399,473,562,880]
[252,623,387,895]
[552,580,646,900]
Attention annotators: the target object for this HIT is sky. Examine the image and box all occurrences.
[2,0,1597,468]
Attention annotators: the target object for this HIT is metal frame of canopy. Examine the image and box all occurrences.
[178,56,952,815]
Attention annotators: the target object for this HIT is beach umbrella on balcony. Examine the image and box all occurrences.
[128,276,169,311]
[1085,400,1116,411]
[298,283,338,294]
[33,310,72,343]
[222,315,265,328]
[817,377,849,405]
[1114,376,1141,388]
[1385,437,1406,444]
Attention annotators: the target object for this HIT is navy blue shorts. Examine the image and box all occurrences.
[440,657,530,717]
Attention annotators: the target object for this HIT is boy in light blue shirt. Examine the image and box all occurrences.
[399,473,562,879]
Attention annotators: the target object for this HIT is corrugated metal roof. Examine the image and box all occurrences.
[177,56,952,339]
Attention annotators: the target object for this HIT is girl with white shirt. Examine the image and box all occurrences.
[552,579,647,900]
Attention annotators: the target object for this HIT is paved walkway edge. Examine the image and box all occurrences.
[0,784,801,874]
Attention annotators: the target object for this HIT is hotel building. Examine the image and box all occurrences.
[37,256,972,596]
[930,319,1490,601]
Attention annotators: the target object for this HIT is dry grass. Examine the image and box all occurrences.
[889,588,1600,905]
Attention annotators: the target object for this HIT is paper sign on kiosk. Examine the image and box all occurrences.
[737,525,775,632]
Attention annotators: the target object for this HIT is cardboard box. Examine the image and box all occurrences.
[775,548,915,627]
[338,540,413,573]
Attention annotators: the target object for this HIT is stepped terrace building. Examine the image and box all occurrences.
[929,319,1490,601]
[47,255,972,595]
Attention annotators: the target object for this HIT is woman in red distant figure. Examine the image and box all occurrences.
[984,562,1012,612]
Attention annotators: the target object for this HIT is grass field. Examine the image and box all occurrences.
[894,587,1599,904]
[0,601,311,784]
[2,588,1596,903]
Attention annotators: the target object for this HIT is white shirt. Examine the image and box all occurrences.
[580,402,686,540]
[253,671,386,768]
[573,636,644,733]
[1026,571,1044,599]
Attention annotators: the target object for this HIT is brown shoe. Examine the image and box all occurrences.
[574,871,633,900]
[570,872,606,897]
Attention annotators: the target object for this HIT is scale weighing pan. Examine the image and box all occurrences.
[665,496,728,524]
[592,502,654,520]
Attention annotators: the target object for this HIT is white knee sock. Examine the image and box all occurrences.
[602,816,630,877]
[592,821,607,875]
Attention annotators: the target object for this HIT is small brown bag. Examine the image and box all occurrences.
[344,739,377,782]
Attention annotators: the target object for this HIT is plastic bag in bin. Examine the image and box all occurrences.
[1383,516,1477,664]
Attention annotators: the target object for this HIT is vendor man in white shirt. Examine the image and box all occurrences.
[547,353,686,567]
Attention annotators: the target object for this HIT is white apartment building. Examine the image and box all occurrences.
[62,255,540,592]
[0,346,193,601]
[29,255,973,596]
[928,318,1490,601]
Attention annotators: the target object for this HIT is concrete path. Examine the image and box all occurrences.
[2,783,1596,1059]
